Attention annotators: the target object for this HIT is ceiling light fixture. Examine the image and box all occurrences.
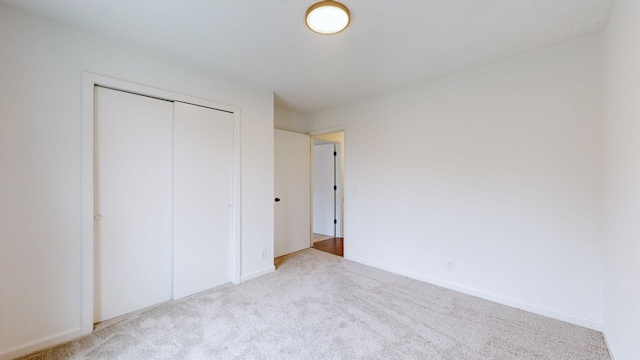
[305,1,350,35]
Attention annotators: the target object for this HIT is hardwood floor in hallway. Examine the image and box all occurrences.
[313,237,344,257]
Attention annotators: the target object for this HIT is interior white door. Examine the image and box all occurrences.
[335,143,343,237]
[274,129,311,257]
[313,143,336,237]
[173,102,234,299]
[94,87,174,322]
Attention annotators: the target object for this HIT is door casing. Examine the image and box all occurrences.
[309,127,346,249]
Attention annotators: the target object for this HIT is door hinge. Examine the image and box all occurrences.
[333,185,337,190]
[334,219,337,224]
[334,151,337,156]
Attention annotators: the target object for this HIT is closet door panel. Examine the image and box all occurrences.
[173,102,234,299]
[94,87,174,322]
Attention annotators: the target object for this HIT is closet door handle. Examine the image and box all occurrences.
[275,198,280,202]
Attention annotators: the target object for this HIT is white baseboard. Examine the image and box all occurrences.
[345,255,602,331]
[602,331,616,360]
[0,327,82,360]
[241,265,275,283]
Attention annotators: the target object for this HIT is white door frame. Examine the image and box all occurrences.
[309,126,346,248]
[80,72,242,335]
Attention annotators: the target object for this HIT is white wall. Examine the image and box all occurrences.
[0,4,274,358]
[275,107,308,134]
[602,1,640,358]
[308,35,604,329]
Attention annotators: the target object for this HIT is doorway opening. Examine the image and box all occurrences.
[311,131,344,257]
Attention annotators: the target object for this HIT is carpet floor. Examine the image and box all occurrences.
[19,249,610,359]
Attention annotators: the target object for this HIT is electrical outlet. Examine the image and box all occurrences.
[445,259,454,272]
[260,249,267,260]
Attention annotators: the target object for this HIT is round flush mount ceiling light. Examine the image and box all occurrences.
[305,1,350,35]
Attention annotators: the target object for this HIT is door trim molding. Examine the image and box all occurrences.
[81,72,242,335]
[309,126,347,249]
[309,125,346,137]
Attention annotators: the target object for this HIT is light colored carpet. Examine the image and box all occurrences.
[19,249,610,359]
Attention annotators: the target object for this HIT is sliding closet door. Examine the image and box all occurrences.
[94,87,174,322]
[173,102,234,299]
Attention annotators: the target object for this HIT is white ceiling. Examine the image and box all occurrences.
[2,0,613,114]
